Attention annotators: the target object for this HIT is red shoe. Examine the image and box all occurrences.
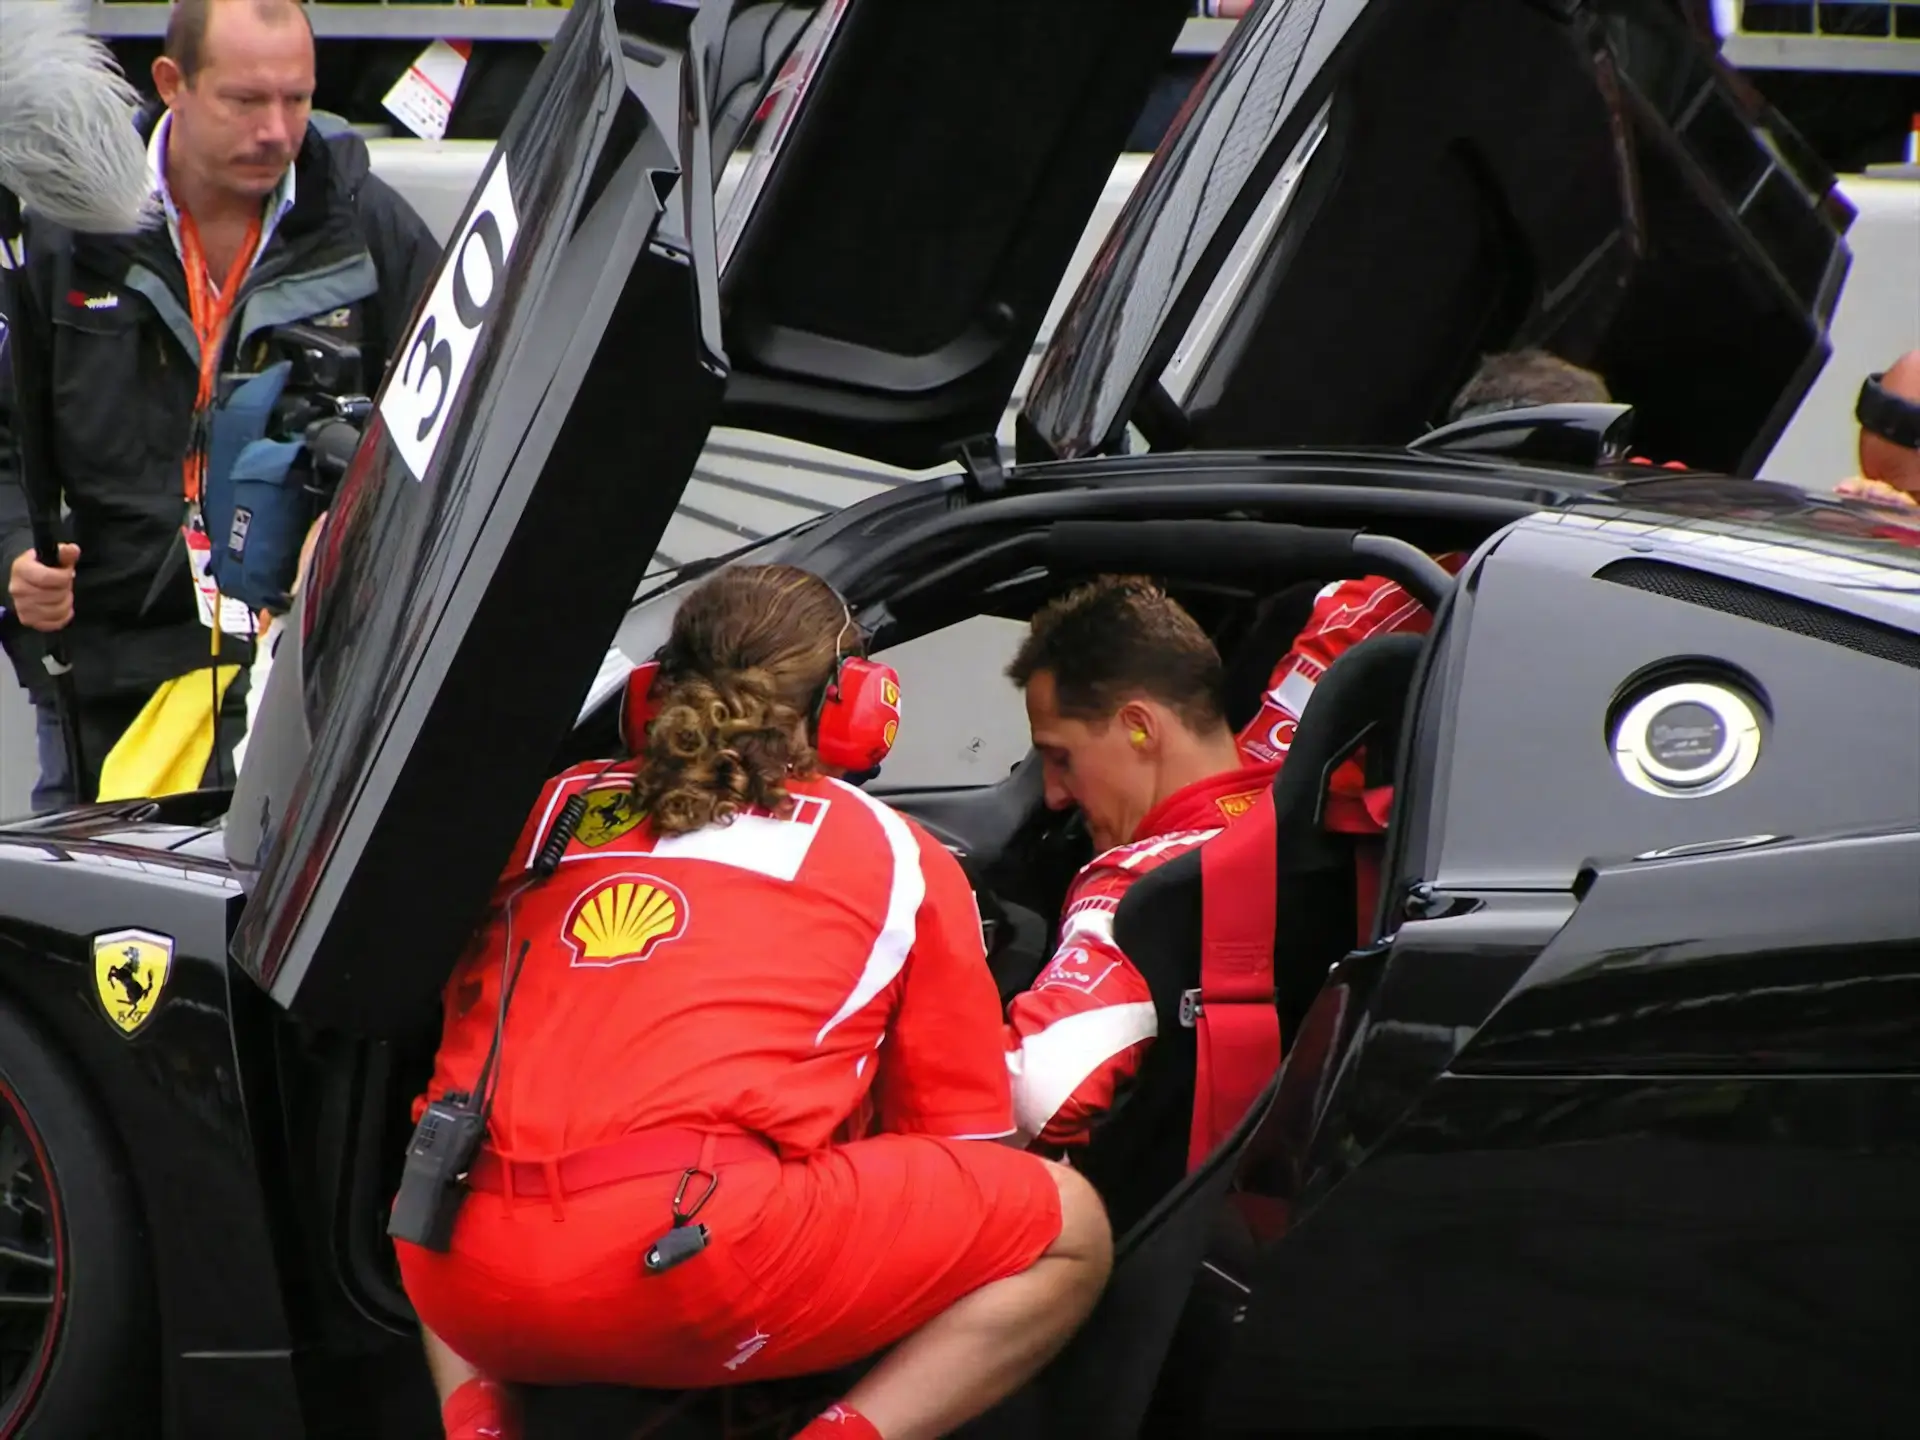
[441,1377,522,1440]
[793,1404,883,1440]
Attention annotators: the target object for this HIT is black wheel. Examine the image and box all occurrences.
[0,1000,153,1440]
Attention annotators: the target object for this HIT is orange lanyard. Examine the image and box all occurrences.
[179,207,263,506]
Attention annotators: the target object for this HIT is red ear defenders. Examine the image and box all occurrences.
[620,660,663,753]
[618,655,902,771]
[814,655,902,771]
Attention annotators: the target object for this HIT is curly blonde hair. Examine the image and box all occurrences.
[632,564,852,836]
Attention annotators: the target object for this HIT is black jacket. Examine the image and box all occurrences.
[0,113,439,701]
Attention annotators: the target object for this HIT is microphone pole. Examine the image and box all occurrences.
[0,0,159,804]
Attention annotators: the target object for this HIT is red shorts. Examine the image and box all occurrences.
[395,1132,1062,1388]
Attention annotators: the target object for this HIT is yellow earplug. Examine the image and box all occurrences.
[1130,729,1148,746]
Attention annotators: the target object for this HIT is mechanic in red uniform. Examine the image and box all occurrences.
[1001,577,1278,1149]
[395,565,1112,1440]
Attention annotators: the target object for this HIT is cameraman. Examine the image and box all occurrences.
[0,0,437,809]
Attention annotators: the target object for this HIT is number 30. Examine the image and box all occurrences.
[400,211,506,443]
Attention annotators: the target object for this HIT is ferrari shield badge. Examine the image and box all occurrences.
[92,928,174,1036]
[575,787,643,848]
[1215,788,1263,822]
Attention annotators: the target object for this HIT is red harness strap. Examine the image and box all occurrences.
[1190,791,1282,1172]
[1327,784,1395,947]
[1352,838,1383,946]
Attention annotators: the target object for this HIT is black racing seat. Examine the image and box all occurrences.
[1076,633,1427,1237]
[1264,631,1424,1035]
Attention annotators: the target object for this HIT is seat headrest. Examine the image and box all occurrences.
[1268,632,1426,835]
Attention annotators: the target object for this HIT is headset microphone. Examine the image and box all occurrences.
[619,607,902,773]
[620,660,663,754]
[815,657,902,772]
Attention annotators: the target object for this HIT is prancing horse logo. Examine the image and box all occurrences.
[91,928,174,1036]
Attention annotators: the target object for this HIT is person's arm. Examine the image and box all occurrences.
[0,290,38,579]
[1836,476,1920,508]
[0,259,78,632]
[1003,860,1158,1150]
[0,264,43,576]
[869,824,1020,1143]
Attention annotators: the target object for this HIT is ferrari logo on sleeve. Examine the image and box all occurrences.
[565,874,689,968]
[1215,789,1264,822]
[574,787,643,848]
[880,677,901,750]
[92,928,174,1036]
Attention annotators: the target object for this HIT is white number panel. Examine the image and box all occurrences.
[381,156,521,482]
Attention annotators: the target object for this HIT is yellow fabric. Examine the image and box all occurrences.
[96,665,243,802]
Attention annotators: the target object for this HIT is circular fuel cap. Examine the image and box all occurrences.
[1613,681,1760,798]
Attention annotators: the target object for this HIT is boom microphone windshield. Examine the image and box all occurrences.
[0,0,155,235]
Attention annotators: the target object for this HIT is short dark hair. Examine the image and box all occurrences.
[1447,348,1611,423]
[165,0,310,83]
[1007,576,1226,733]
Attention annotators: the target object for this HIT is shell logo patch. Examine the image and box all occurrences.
[92,928,174,1035]
[565,873,689,968]
[575,787,644,848]
[1215,789,1264,822]
[882,719,898,749]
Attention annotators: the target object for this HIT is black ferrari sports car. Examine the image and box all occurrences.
[3,1,1917,1438]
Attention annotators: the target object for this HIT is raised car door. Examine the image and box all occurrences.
[225,0,733,1034]
[224,0,1199,1039]
[1019,0,1852,477]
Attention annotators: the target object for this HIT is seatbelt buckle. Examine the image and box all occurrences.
[1179,988,1203,1027]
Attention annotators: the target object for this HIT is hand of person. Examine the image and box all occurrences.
[8,544,80,632]
[1836,476,1920,509]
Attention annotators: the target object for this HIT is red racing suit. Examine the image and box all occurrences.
[1237,556,1467,769]
[1004,764,1277,1149]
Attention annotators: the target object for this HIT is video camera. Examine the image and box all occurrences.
[199,323,374,616]
[267,321,374,494]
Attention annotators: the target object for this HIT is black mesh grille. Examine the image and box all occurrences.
[1599,559,1920,671]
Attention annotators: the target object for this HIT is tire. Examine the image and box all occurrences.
[0,999,154,1440]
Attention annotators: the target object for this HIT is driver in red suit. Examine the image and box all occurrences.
[1002,578,1277,1149]
[1000,356,1638,1144]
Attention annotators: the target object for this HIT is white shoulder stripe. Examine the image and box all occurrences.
[1058,906,1116,947]
[649,801,829,882]
[1116,828,1221,869]
[1007,1001,1159,1143]
[815,781,925,1045]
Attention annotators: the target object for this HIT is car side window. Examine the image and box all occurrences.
[872,616,1033,790]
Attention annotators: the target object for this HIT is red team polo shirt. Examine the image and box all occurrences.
[424,760,1015,1164]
